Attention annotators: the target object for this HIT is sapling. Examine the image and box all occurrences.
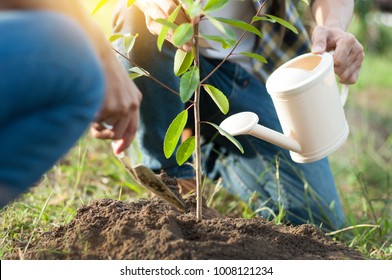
[97,0,302,221]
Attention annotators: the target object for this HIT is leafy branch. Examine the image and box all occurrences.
[94,0,301,221]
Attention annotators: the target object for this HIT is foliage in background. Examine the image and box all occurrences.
[354,0,392,55]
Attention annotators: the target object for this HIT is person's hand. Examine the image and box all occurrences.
[90,52,142,155]
[135,0,193,51]
[311,26,364,84]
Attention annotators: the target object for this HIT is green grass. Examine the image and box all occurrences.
[354,52,392,90]
[0,137,149,259]
[1,1,391,260]
[326,17,392,256]
[327,83,392,259]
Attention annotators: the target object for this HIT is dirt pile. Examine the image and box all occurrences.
[19,196,363,260]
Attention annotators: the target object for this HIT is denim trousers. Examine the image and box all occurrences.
[0,11,104,207]
[114,6,344,231]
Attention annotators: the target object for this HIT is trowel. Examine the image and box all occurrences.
[116,152,185,211]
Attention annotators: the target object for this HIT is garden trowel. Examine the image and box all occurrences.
[118,154,185,211]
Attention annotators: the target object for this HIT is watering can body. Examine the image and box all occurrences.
[220,52,349,163]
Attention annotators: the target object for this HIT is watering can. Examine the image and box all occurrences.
[219,52,350,163]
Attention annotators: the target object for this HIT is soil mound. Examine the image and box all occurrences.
[20,197,363,260]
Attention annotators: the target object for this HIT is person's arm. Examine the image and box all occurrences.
[310,0,364,84]
[311,0,354,30]
[1,0,142,154]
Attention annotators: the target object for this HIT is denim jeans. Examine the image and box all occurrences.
[0,11,104,207]
[113,5,344,231]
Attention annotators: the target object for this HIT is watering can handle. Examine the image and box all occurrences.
[329,51,350,106]
[340,84,349,106]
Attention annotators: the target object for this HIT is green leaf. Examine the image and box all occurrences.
[128,67,146,80]
[157,31,167,52]
[155,18,178,30]
[180,66,200,103]
[267,14,298,34]
[203,0,229,14]
[109,33,138,54]
[129,67,147,76]
[174,49,194,76]
[91,0,109,15]
[128,73,143,80]
[214,17,263,38]
[127,0,137,7]
[157,4,183,51]
[254,14,298,34]
[240,52,267,64]
[109,34,124,43]
[182,0,202,18]
[123,34,138,54]
[173,23,194,47]
[164,110,188,158]
[252,16,275,23]
[207,16,236,41]
[203,84,229,114]
[205,122,244,154]
[200,34,236,49]
[176,136,195,165]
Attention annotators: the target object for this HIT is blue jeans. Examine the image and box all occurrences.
[113,6,344,231]
[0,11,104,207]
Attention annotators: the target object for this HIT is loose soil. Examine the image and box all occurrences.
[18,193,363,260]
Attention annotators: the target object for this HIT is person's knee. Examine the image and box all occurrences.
[35,12,105,122]
[0,11,105,206]
[0,11,105,118]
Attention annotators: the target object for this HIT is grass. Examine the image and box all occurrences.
[327,81,392,258]
[1,1,391,260]
[326,15,392,258]
[354,52,392,89]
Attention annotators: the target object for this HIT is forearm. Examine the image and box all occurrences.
[311,0,354,30]
[310,0,364,84]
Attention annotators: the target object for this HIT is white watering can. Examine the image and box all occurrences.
[219,52,349,163]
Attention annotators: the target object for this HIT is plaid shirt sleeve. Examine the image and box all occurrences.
[252,0,312,82]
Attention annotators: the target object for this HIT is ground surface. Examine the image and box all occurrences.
[18,195,363,260]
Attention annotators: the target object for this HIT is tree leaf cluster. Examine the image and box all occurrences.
[95,0,301,167]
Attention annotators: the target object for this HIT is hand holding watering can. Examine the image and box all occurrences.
[220,52,351,163]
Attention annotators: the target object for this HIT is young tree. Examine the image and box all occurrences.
[98,0,300,220]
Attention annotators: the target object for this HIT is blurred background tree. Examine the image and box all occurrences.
[354,0,392,54]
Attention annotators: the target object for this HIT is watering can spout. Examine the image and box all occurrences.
[219,112,302,154]
[250,121,302,153]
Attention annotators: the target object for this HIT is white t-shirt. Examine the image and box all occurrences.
[199,0,258,72]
